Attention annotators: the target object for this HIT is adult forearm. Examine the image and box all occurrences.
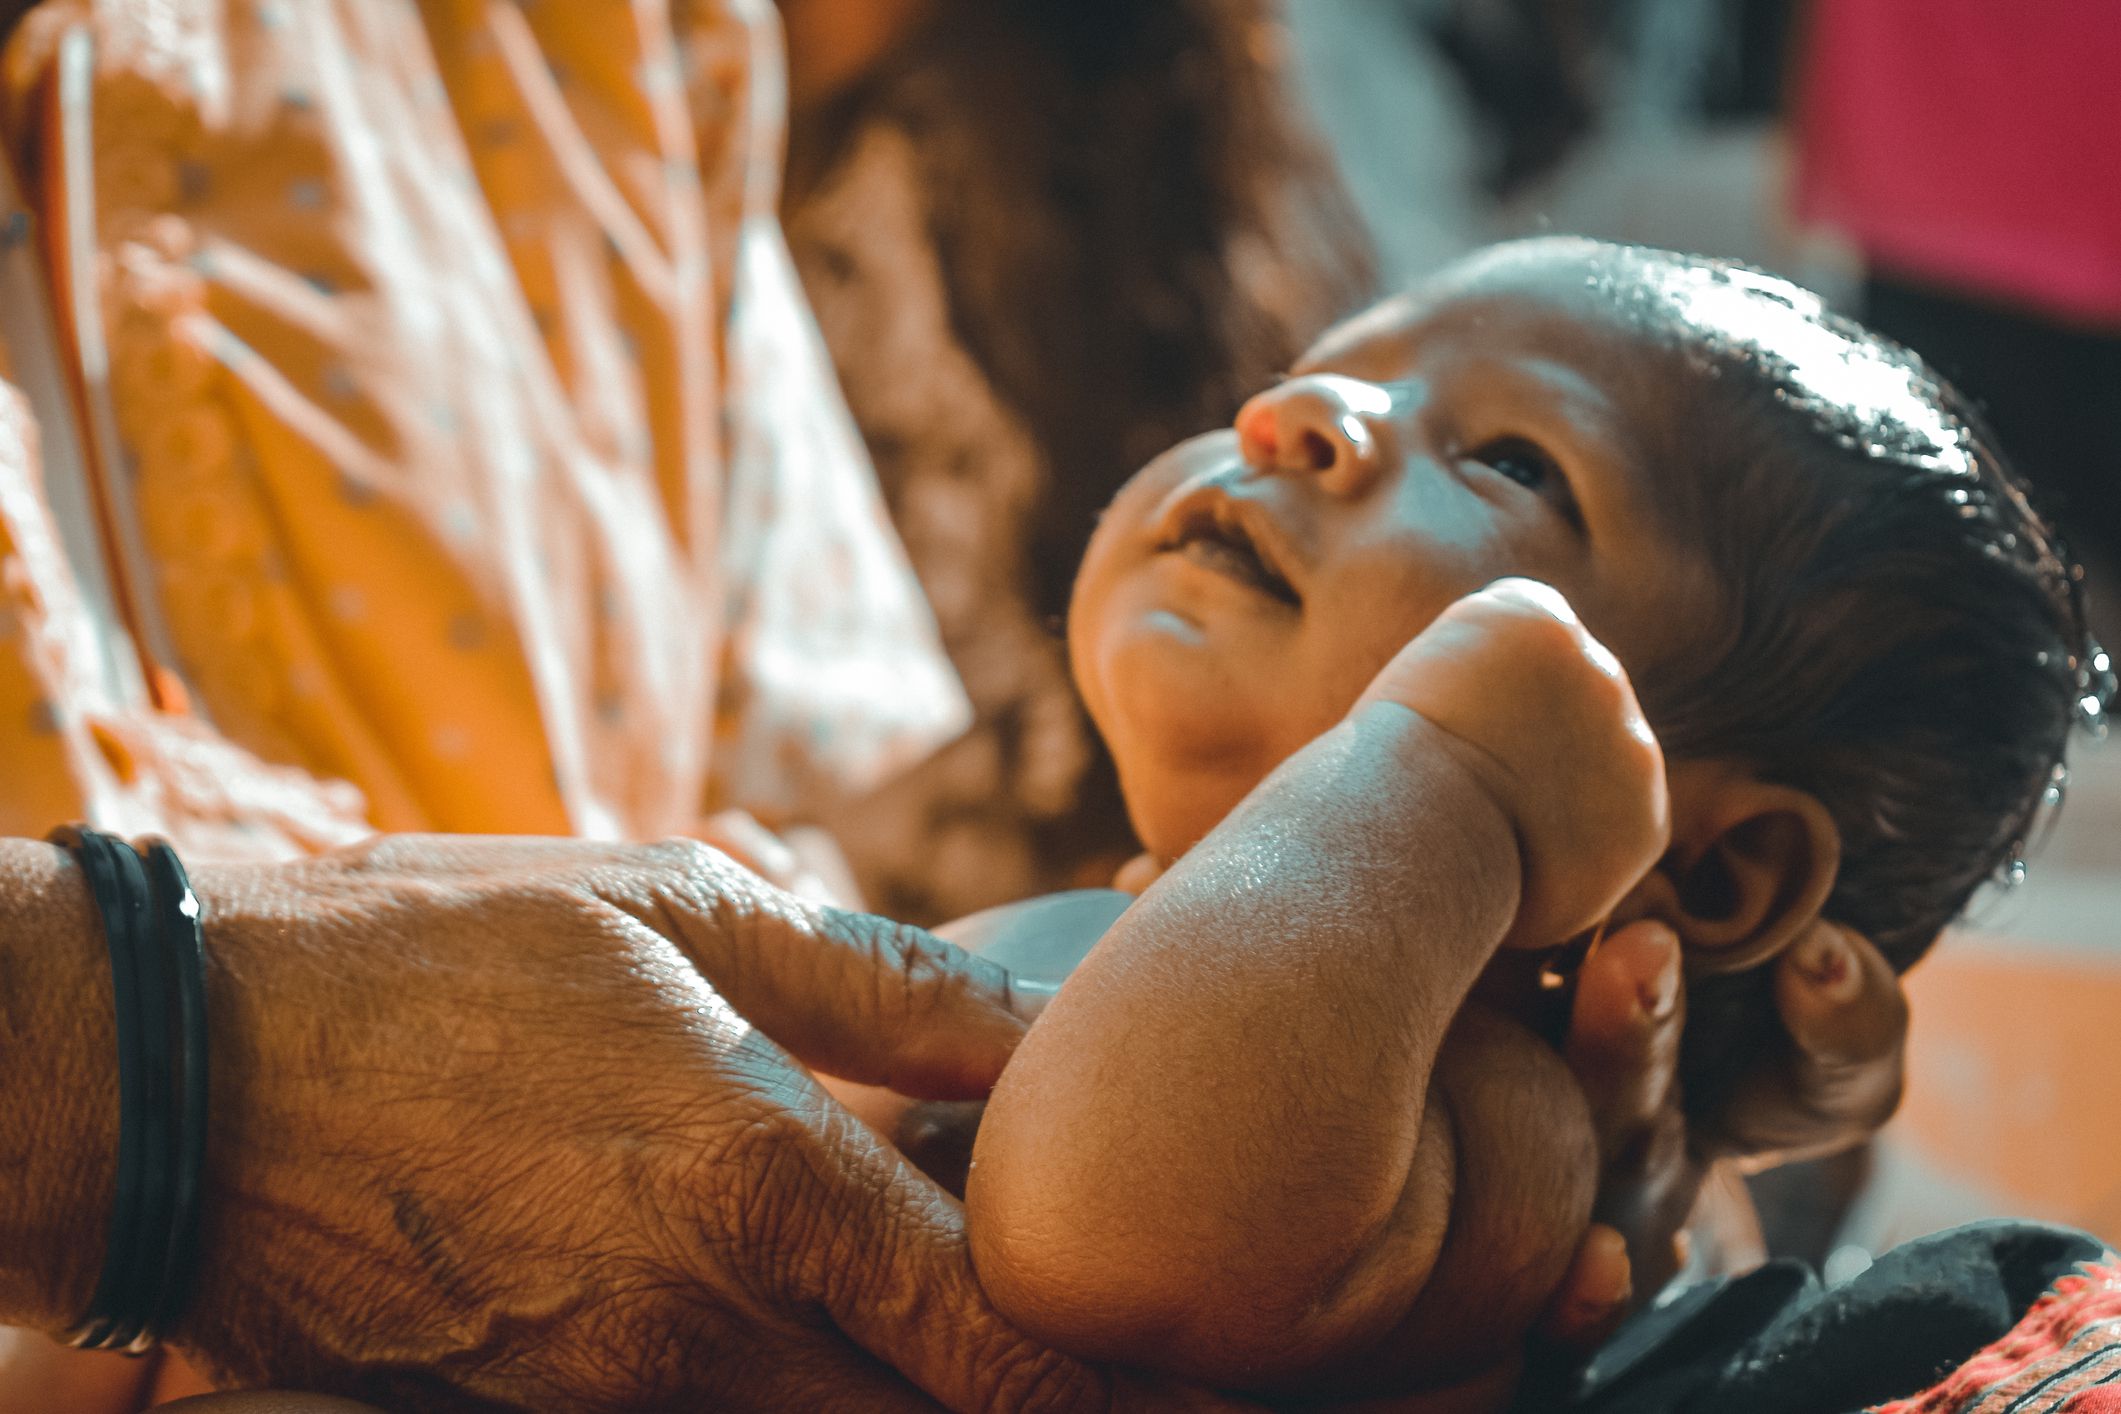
[0,838,118,1330]
[968,704,1521,1356]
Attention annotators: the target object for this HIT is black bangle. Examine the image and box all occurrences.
[52,828,210,1353]
[143,840,210,1342]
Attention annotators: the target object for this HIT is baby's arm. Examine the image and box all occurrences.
[965,583,1667,1397]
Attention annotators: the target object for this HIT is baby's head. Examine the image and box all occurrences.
[1071,237,2104,1102]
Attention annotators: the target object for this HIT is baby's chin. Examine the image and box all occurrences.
[1073,550,1349,860]
[1088,650,1308,861]
[1112,751,1267,865]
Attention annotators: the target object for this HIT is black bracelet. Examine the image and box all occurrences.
[52,828,210,1353]
[143,840,210,1342]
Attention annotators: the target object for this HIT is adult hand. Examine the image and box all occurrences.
[1560,917,1909,1296]
[154,836,1241,1412]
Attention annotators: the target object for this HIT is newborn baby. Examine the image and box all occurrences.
[833,237,2101,1408]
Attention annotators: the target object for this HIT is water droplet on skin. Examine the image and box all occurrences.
[2004,857,2029,888]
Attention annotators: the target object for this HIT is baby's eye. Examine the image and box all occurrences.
[1466,436,1561,492]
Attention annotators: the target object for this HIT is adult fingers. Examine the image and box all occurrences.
[1564,921,1684,1167]
[1776,922,1907,1072]
[1715,921,1908,1164]
[700,1068,1246,1413]
[698,1331,945,1414]
[1533,1224,1633,1353]
[1563,921,1700,1294]
[789,1107,1256,1414]
[612,840,1054,1100]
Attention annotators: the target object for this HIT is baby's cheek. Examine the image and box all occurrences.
[1300,589,1449,726]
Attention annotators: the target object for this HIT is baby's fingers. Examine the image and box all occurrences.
[1534,1224,1633,1353]
[1776,921,1908,1073]
[1719,922,1907,1164]
[1563,920,1702,1296]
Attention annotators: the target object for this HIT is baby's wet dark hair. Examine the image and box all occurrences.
[1568,243,2110,1121]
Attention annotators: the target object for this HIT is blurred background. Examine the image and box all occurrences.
[776,0,2120,1279]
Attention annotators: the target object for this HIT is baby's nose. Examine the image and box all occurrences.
[1235,374,1400,497]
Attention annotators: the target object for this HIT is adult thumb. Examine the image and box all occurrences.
[607,842,1053,1099]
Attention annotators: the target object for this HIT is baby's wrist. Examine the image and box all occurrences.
[1344,700,1527,921]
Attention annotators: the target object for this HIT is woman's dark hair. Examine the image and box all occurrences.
[788,0,1377,623]
[1586,245,2110,1122]
[782,0,1377,914]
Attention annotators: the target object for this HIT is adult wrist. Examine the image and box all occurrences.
[0,839,122,1329]
[48,829,214,1351]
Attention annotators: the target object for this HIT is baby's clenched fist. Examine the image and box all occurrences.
[1355,579,1670,950]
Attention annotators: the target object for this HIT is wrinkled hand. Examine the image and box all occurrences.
[1355,579,1670,951]
[1559,917,1910,1296]
[174,835,1245,1413]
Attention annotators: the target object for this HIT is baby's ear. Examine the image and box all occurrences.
[1614,763,1841,976]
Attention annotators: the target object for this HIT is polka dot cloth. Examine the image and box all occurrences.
[0,0,967,843]
[0,327,370,858]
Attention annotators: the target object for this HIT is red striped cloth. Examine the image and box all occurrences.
[1872,1259,2121,1413]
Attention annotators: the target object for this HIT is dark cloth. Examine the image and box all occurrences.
[1530,1220,2113,1414]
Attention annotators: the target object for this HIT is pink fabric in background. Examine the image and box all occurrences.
[1794,0,2121,326]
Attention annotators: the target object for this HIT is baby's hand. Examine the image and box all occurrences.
[1354,579,1669,950]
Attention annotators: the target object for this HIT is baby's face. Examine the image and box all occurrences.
[1071,244,1722,858]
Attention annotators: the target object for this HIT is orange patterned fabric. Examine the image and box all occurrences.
[0,141,373,859]
[0,325,370,860]
[0,0,965,846]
